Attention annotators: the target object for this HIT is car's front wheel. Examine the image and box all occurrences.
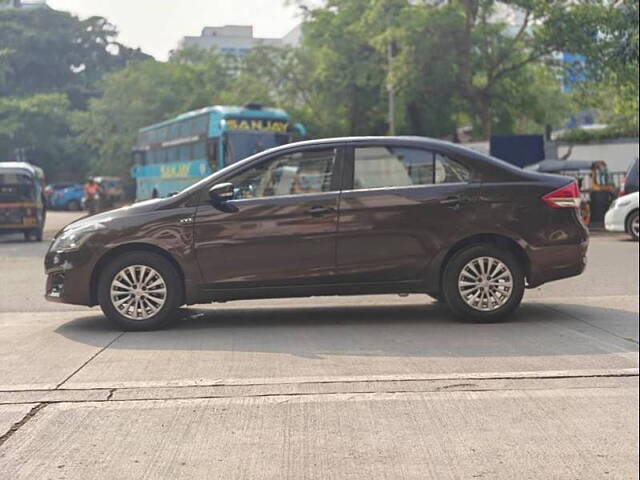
[97,251,183,331]
[24,228,43,242]
[66,199,81,211]
[442,244,525,322]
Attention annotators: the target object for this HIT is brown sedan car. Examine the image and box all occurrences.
[45,137,588,330]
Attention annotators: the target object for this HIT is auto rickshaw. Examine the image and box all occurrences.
[0,162,46,241]
[526,159,621,226]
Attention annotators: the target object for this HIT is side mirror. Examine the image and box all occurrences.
[208,182,234,204]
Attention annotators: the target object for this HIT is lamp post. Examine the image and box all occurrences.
[387,40,396,136]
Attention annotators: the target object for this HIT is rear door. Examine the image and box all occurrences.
[193,144,344,289]
[335,142,476,283]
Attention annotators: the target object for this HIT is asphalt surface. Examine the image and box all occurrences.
[0,211,638,479]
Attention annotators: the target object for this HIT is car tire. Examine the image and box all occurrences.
[97,251,183,331]
[442,244,525,322]
[627,211,639,241]
[66,199,81,211]
[24,228,43,242]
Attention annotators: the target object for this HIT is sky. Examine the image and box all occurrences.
[47,0,305,61]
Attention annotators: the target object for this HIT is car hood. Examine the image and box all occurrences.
[55,198,165,237]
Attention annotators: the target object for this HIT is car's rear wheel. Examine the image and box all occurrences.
[97,251,183,331]
[627,211,639,241]
[442,244,525,321]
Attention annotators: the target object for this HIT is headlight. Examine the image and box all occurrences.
[51,223,105,253]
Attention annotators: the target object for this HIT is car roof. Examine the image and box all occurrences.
[256,135,518,170]
[255,135,493,159]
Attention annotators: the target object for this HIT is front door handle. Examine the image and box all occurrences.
[308,205,336,217]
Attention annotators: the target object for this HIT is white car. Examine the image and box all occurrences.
[605,191,639,241]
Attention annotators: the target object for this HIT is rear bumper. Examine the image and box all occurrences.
[526,239,588,288]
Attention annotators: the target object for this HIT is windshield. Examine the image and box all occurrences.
[224,131,290,166]
[0,172,36,202]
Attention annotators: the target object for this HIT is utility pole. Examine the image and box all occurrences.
[387,40,396,136]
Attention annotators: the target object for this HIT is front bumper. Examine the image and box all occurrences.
[44,249,98,306]
[604,207,626,232]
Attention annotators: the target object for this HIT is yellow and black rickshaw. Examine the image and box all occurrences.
[526,159,620,226]
[0,162,46,241]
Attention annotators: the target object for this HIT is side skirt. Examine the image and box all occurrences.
[192,280,429,303]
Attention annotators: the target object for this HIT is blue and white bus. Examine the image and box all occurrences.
[131,104,305,200]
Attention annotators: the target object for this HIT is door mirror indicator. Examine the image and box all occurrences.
[208,183,234,204]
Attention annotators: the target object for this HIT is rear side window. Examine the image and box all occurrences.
[435,153,471,184]
[353,146,470,189]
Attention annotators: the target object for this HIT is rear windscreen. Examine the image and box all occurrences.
[0,173,35,202]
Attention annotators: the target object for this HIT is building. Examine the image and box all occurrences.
[179,24,301,58]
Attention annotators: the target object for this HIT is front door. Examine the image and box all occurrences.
[193,146,342,289]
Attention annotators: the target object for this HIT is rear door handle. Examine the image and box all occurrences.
[308,205,336,217]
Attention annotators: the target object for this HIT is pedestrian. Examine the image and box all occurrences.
[84,178,100,215]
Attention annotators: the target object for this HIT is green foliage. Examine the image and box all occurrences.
[0,7,150,180]
[73,52,233,176]
[555,126,639,143]
[2,0,638,181]
[0,9,149,108]
[0,93,89,178]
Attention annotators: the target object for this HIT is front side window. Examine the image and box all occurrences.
[224,131,290,166]
[231,148,336,200]
[353,146,470,189]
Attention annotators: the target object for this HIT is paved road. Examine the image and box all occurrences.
[0,212,638,479]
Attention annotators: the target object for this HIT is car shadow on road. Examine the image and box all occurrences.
[54,300,639,359]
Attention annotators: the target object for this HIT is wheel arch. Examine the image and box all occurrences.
[438,233,530,292]
[90,242,186,305]
[624,208,639,233]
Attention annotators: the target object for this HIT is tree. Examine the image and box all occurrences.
[548,0,639,134]
[0,8,150,107]
[74,52,232,176]
[301,0,389,136]
[0,94,89,178]
[0,7,151,179]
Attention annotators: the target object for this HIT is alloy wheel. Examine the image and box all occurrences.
[458,256,514,312]
[110,265,167,320]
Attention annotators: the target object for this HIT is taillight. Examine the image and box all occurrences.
[542,181,581,208]
[619,176,626,197]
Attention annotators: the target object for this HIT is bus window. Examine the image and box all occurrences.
[193,142,206,160]
[196,115,208,133]
[186,118,196,136]
[167,146,178,163]
[179,144,191,161]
